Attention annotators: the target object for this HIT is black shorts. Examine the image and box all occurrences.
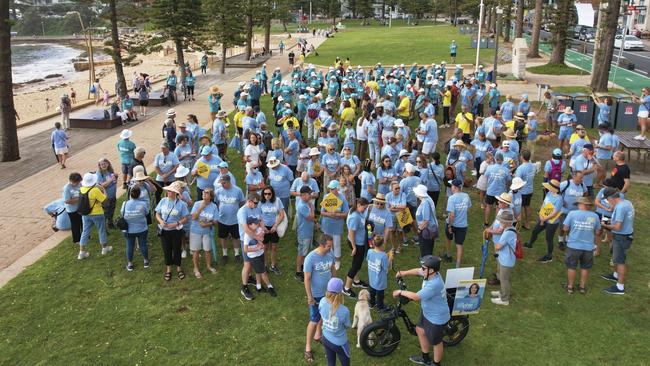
[217,222,240,239]
[121,163,130,175]
[444,224,467,245]
[565,248,594,269]
[139,100,149,106]
[450,52,457,57]
[485,195,497,205]
[250,255,267,273]
[167,85,176,92]
[217,143,227,156]
[522,194,532,207]
[418,314,444,345]
[264,226,280,244]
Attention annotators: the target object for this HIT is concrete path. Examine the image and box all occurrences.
[0,33,325,287]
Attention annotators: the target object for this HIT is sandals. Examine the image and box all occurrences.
[578,286,587,294]
[164,272,172,281]
[563,284,574,294]
[178,270,186,280]
[194,270,202,279]
[304,351,314,364]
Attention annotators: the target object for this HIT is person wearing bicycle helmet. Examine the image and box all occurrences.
[393,255,449,366]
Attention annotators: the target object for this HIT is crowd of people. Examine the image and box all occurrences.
[58,55,637,366]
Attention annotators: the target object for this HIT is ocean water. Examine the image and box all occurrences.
[11,43,82,84]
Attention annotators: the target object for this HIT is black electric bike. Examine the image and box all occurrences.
[359,277,470,357]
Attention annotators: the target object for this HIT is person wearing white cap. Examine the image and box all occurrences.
[77,172,110,260]
[417,111,438,157]
[557,106,577,154]
[117,129,136,189]
[400,163,423,242]
[96,157,118,229]
[509,176,527,226]
[488,83,501,115]
[414,184,439,257]
[268,157,294,215]
[394,148,411,178]
[154,142,180,203]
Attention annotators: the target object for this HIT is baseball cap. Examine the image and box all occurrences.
[450,179,463,188]
[246,217,259,225]
[327,278,344,293]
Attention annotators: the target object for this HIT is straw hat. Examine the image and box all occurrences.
[216,110,227,118]
[399,149,410,158]
[542,179,561,193]
[510,177,526,191]
[373,193,387,203]
[573,196,595,206]
[81,172,98,187]
[120,129,132,139]
[452,140,466,149]
[166,109,176,117]
[210,85,221,94]
[309,147,320,156]
[267,157,281,168]
[163,181,182,195]
[514,112,525,121]
[503,128,516,139]
[496,192,512,205]
[131,169,149,181]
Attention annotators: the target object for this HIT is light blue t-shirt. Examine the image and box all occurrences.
[416,197,438,231]
[259,199,284,227]
[597,103,611,123]
[376,167,396,195]
[485,164,511,197]
[189,201,218,235]
[595,189,623,218]
[121,199,149,234]
[155,198,189,230]
[51,129,67,149]
[340,155,360,172]
[611,199,634,235]
[560,180,586,214]
[446,192,471,228]
[400,176,422,206]
[417,273,450,325]
[500,101,515,121]
[515,162,536,195]
[296,199,315,240]
[471,139,491,161]
[319,298,351,346]
[564,210,600,250]
[304,250,335,298]
[117,139,136,164]
[63,183,81,213]
[360,171,376,201]
[369,206,393,236]
[424,118,438,143]
[154,152,180,182]
[596,133,614,160]
[511,190,522,218]
[367,249,389,290]
[347,210,367,246]
[286,139,300,166]
[291,177,320,195]
[321,152,341,173]
[245,171,264,192]
[192,155,223,190]
[320,192,349,236]
[96,171,117,199]
[214,186,245,225]
[573,155,595,186]
[268,165,294,199]
[496,228,517,267]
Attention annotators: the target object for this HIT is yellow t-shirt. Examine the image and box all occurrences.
[234,110,245,129]
[397,97,411,118]
[443,91,452,107]
[366,80,379,94]
[80,186,106,216]
[455,112,474,134]
[281,116,299,130]
[504,120,529,134]
[341,107,356,123]
[569,134,590,145]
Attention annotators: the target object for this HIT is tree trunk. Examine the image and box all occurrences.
[550,0,571,64]
[264,16,271,55]
[0,0,19,161]
[381,0,385,18]
[515,0,524,38]
[504,1,512,42]
[108,0,127,98]
[282,20,288,32]
[245,6,253,61]
[529,0,543,58]
[490,6,496,33]
[591,0,621,91]
[220,42,226,74]
[174,38,186,86]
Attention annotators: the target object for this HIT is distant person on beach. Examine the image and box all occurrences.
[45,98,51,112]
[103,89,110,106]
[200,54,208,74]
[51,122,69,169]
[91,79,104,106]
[279,40,285,54]
[59,94,72,130]
[138,84,149,116]
[288,51,295,65]
[70,88,76,104]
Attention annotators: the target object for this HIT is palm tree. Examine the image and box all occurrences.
[0,0,20,161]
[108,0,127,98]
[528,0,543,58]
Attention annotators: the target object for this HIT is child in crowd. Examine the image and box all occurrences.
[243,217,276,296]
[367,235,389,310]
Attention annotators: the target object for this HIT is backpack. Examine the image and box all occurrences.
[514,120,526,141]
[443,138,452,154]
[308,108,319,119]
[505,227,524,259]
[89,85,96,94]
[450,85,459,103]
[77,187,97,216]
[549,160,563,182]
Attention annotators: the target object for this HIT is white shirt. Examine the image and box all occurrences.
[245,144,262,165]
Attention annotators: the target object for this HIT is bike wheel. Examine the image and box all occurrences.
[360,321,401,357]
[442,316,469,347]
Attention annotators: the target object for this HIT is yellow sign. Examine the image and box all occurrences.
[312,161,321,174]
[196,160,211,179]
[539,202,561,223]
[396,208,413,228]
[322,192,343,213]
[313,118,322,130]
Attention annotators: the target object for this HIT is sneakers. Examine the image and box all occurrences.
[633,134,646,140]
[524,242,533,249]
[491,297,509,306]
[268,287,278,297]
[181,250,187,258]
[101,246,113,255]
[443,254,453,263]
[126,263,134,271]
[270,265,281,275]
[235,254,242,264]
[558,241,566,251]
[408,354,434,365]
[221,255,228,265]
[352,280,369,289]
[143,260,150,269]
[343,288,357,298]
[603,285,625,295]
[294,272,305,283]
[335,260,341,271]
[256,286,266,293]
[402,241,409,247]
[207,267,217,274]
[600,273,617,282]
[77,251,89,260]
[241,285,254,301]
[490,291,501,297]
[537,254,553,263]
[563,284,574,294]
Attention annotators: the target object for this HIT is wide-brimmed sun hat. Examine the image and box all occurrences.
[510,177,526,191]
[174,166,190,178]
[267,157,281,168]
[120,129,132,139]
[496,192,512,205]
[542,179,561,193]
[81,172,98,187]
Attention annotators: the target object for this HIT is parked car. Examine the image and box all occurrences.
[614,35,645,50]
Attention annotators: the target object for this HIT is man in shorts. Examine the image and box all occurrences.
[215,175,245,264]
[394,255,449,366]
[445,179,471,267]
[295,186,317,282]
[483,152,510,227]
[562,197,601,294]
[418,111,438,157]
[600,188,635,295]
[303,234,336,364]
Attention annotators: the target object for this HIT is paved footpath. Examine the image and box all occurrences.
[0,34,326,287]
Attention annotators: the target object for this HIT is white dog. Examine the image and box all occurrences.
[351,289,373,348]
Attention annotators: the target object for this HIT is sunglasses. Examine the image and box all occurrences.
[263,192,272,196]
[252,201,259,204]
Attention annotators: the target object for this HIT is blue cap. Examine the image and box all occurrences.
[218,161,229,168]
[450,179,463,187]
[200,146,211,156]
[449,149,460,160]
[327,277,344,293]
[328,180,340,189]
[552,148,562,157]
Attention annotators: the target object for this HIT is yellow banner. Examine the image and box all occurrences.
[539,202,561,223]
[321,192,343,213]
[396,208,413,227]
[196,160,211,179]
[313,118,322,130]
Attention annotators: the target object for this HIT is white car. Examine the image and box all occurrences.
[614,35,645,50]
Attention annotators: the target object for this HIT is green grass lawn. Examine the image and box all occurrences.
[0,96,649,365]
[306,23,482,66]
[527,63,590,76]
[264,18,443,34]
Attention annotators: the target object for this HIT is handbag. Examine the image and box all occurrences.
[157,200,177,236]
[276,200,289,237]
[116,201,129,232]
[419,199,439,240]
